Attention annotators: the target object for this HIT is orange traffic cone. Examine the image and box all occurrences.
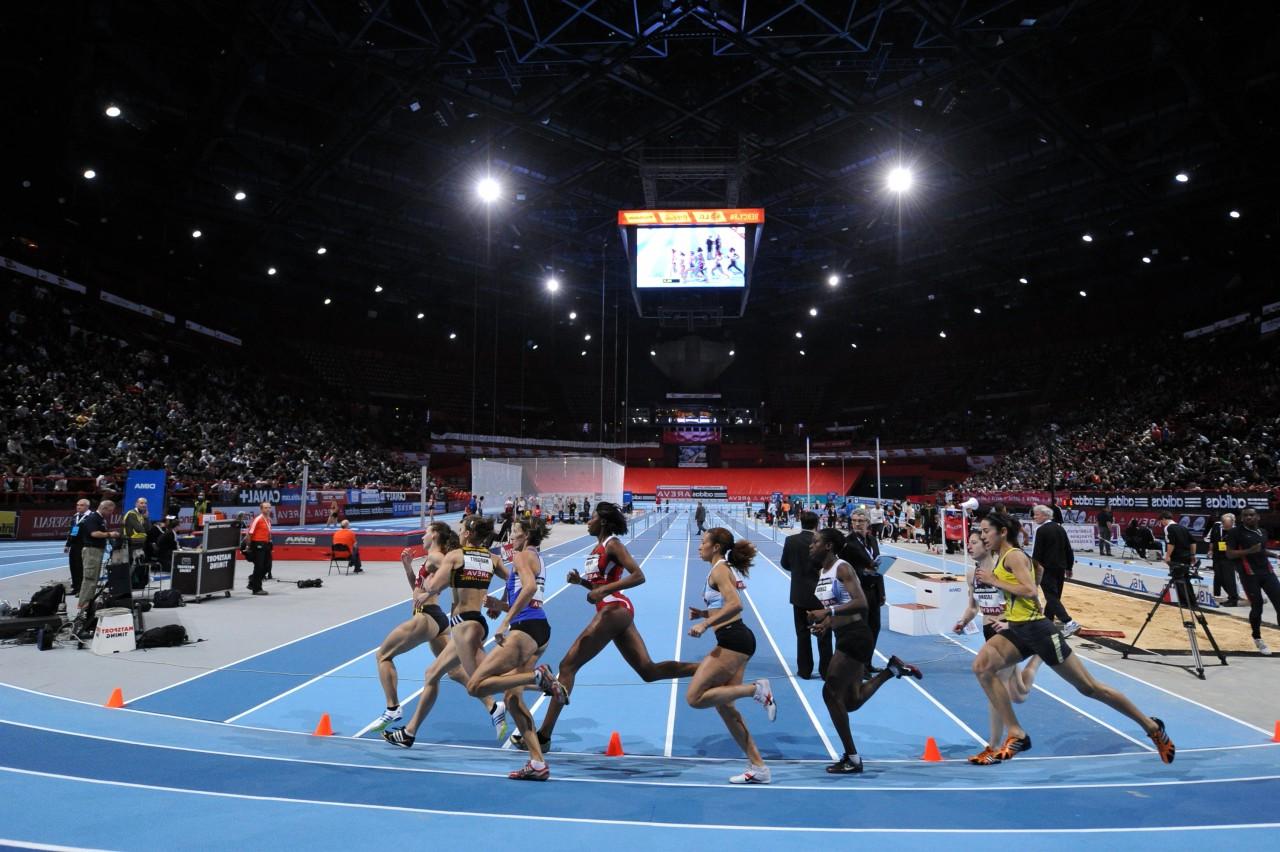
[104,687,125,709]
[605,731,625,756]
[921,736,942,762]
[313,713,334,736]
[1272,721,1279,744]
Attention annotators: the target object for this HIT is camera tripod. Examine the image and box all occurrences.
[1123,569,1228,680]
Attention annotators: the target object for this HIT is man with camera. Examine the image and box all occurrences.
[1225,507,1280,655]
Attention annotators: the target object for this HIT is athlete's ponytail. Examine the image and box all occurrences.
[429,521,460,552]
[705,527,755,577]
[463,514,496,547]
[516,516,548,546]
[982,511,1022,547]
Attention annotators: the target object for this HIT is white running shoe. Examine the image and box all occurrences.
[490,701,511,742]
[1254,637,1272,656]
[373,706,402,731]
[1062,620,1082,638]
[753,678,777,722]
[729,763,771,785]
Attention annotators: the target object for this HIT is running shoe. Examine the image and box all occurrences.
[993,733,1031,761]
[490,701,510,743]
[826,754,863,774]
[534,665,569,705]
[967,746,1004,765]
[1254,637,1272,656]
[752,678,777,722]
[1061,620,1082,638]
[728,763,771,785]
[508,761,550,781]
[885,655,924,680]
[1148,717,1175,764]
[381,727,415,749]
[373,706,402,732]
[511,731,553,752]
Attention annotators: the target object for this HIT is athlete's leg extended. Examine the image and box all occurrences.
[538,607,629,739]
[376,616,436,707]
[972,635,1027,738]
[615,621,700,682]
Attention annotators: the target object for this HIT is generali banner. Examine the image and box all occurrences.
[18,508,121,540]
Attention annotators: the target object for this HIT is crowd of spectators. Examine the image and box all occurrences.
[964,336,1279,493]
[1,284,429,500]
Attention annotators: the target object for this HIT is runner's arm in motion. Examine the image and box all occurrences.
[493,550,538,641]
[955,568,980,633]
[974,549,1038,599]
[422,550,460,597]
[690,561,742,637]
[585,538,646,603]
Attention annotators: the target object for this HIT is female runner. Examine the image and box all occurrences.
[465,517,567,780]
[807,528,922,774]
[371,522,506,735]
[971,512,1175,763]
[383,515,507,748]
[953,527,1042,764]
[514,502,697,752]
[685,528,776,785]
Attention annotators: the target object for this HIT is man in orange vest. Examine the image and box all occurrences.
[332,520,363,573]
[245,501,273,595]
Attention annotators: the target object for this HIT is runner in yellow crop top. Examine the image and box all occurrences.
[970,511,1176,765]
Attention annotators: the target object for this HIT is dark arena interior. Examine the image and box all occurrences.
[2,2,1279,849]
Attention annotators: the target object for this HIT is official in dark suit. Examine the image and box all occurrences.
[780,511,831,679]
[63,498,91,595]
[1031,504,1080,635]
[838,509,886,659]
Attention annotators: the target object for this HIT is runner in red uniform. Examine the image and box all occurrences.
[514,502,698,752]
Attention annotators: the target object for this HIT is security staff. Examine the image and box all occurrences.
[780,511,832,679]
[1207,513,1240,606]
[245,501,273,595]
[64,498,91,595]
[838,510,886,664]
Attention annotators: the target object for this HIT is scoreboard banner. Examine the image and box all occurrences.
[618,208,765,225]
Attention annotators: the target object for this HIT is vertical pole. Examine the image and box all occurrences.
[875,436,883,503]
[419,465,428,529]
[805,436,811,506]
[298,463,309,527]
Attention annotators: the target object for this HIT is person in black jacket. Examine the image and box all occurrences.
[1206,513,1240,606]
[63,498,91,595]
[780,511,831,679]
[838,510,886,664]
[1031,505,1080,637]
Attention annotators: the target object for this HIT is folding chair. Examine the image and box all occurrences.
[328,543,353,576]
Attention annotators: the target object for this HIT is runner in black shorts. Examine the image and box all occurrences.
[808,528,922,774]
[971,511,1176,764]
[685,528,776,785]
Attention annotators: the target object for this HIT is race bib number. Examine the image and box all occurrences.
[814,577,835,607]
[974,582,1004,616]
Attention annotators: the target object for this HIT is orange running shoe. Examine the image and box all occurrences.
[993,732,1032,761]
[1148,717,1175,764]
[967,746,1003,765]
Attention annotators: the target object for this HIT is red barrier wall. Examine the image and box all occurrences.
[623,467,860,500]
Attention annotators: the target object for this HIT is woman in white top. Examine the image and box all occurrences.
[686,527,776,784]
[808,528,922,774]
[953,528,1043,764]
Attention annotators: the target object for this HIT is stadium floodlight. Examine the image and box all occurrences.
[1229,210,1240,219]
[809,307,818,317]
[234,190,247,201]
[323,297,331,305]
[191,229,202,238]
[729,349,735,356]
[827,274,840,287]
[316,246,327,255]
[1142,256,1151,264]
[1079,290,1088,297]
[584,333,592,341]
[799,349,806,355]
[416,312,424,319]
[886,166,913,193]
[449,332,457,339]
[83,169,96,180]
[1174,172,1189,183]
[1081,234,1093,243]
[973,307,982,314]
[267,266,277,275]
[546,277,560,293]
[1018,277,1028,284]
[850,342,857,348]
[568,310,577,319]
[374,284,383,293]
[939,331,947,338]
[104,105,121,118]
[795,331,803,338]
[580,350,587,356]
[649,350,656,356]
[476,176,500,202]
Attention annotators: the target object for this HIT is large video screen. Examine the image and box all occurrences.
[635,225,747,288]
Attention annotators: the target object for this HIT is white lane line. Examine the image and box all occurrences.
[7,763,1280,822]
[663,520,692,757]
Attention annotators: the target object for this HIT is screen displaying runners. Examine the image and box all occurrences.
[635,225,747,288]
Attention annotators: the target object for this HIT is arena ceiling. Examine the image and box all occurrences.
[3,1,1277,428]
